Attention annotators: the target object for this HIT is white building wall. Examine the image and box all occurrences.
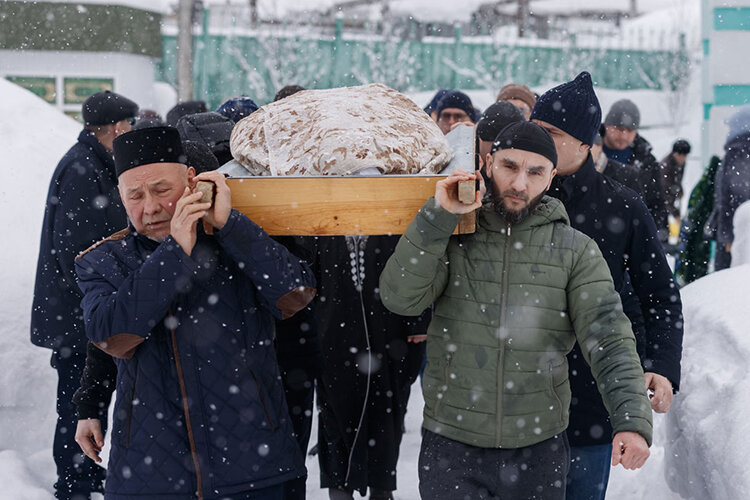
[0,50,165,116]
[704,0,750,160]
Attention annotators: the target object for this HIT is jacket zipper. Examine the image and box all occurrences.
[248,369,276,431]
[496,224,512,447]
[170,324,204,500]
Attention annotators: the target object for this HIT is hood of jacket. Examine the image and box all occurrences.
[477,194,570,233]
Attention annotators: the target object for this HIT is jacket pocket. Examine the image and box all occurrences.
[247,368,277,431]
[123,365,138,448]
[547,360,565,425]
[433,355,453,417]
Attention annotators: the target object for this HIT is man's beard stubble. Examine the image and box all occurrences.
[491,189,546,226]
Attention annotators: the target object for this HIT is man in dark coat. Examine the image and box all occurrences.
[711,106,750,270]
[659,139,692,223]
[74,126,316,499]
[30,90,137,500]
[531,72,683,500]
[307,235,427,500]
[591,133,641,193]
[600,99,669,243]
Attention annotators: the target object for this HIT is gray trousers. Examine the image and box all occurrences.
[418,429,569,500]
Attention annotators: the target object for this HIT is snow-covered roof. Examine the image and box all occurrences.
[12,0,172,15]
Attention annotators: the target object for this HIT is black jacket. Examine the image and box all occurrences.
[308,235,427,494]
[31,130,128,351]
[601,128,668,240]
[597,155,641,194]
[549,155,683,447]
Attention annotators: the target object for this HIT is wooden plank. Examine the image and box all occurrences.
[227,176,476,236]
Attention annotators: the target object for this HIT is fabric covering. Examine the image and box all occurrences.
[230,83,451,176]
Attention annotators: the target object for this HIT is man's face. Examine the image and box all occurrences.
[673,152,687,165]
[485,147,556,225]
[505,98,531,120]
[437,107,472,135]
[603,125,637,151]
[118,162,195,241]
[532,120,590,176]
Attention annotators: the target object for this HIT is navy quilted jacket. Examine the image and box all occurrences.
[75,209,316,499]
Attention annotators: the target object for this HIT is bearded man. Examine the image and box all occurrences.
[379,121,652,500]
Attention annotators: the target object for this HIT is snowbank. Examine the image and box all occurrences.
[0,77,80,491]
[661,264,750,499]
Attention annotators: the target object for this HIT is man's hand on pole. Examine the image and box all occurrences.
[435,169,485,215]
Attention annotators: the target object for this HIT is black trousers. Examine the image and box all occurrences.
[52,349,107,500]
[418,429,569,500]
[278,360,317,500]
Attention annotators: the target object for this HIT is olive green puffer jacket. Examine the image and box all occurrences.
[379,196,652,449]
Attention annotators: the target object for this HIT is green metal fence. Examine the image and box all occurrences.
[158,18,689,108]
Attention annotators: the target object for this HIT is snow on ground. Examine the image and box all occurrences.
[662,263,750,500]
[0,77,81,499]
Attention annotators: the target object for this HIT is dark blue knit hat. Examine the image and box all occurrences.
[216,96,259,123]
[530,71,602,146]
[436,91,476,122]
[424,89,450,115]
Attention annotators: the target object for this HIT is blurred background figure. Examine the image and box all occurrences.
[216,95,259,123]
[601,98,668,243]
[660,139,692,241]
[496,82,536,119]
[275,85,307,102]
[166,99,207,127]
[434,90,477,135]
[175,111,234,165]
[710,106,750,270]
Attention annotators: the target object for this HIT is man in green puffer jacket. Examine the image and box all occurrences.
[379,121,652,500]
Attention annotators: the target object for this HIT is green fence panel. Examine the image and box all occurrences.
[157,30,688,108]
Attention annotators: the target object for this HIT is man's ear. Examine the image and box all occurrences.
[484,153,493,178]
[186,166,196,188]
[547,168,557,190]
[579,143,591,154]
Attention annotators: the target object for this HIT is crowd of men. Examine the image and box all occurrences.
[36,69,744,499]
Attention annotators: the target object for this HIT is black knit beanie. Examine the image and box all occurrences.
[436,91,476,122]
[530,71,602,146]
[476,101,525,142]
[490,121,558,168]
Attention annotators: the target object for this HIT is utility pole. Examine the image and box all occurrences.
[250,0,258,28]
[518,0,529,38]
[177,0,194,102]
[380,0,390,35]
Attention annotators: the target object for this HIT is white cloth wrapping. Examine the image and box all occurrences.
[230,83,452,176]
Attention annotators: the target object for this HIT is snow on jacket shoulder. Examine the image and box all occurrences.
[74,209,316,499]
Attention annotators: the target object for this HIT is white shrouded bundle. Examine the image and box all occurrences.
[230,83,452,176]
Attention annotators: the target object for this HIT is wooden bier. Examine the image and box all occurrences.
[227,176,476,236]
